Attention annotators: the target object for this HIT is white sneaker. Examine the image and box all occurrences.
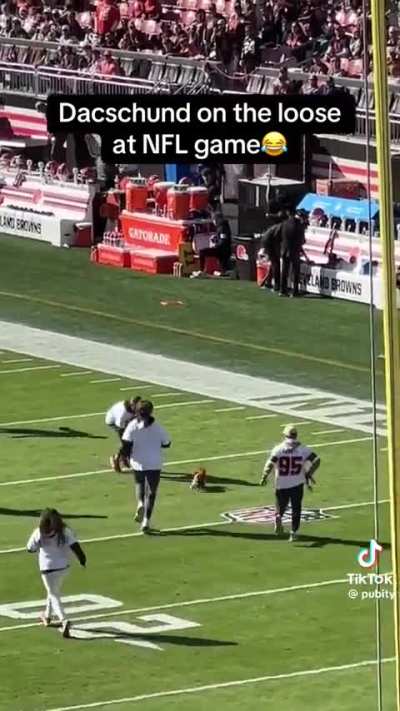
[134,504,144,523]
[61,620,71,638]
[141,518,150,533]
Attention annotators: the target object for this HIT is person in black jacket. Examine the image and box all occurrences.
[280,211,307,297]
[198,212,232,274]
[259,222,283,291]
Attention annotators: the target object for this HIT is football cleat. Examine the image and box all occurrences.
[141,518,150,533]
[289,532,298,542]
[134,504,144,523]
[61,620,71,638]
[40,613,52,627]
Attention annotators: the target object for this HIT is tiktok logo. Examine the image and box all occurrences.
[357,539,383,569]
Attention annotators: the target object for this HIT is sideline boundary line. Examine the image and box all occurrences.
[0,578,347,633]
[0,290,373,374]
[45,657,395,710]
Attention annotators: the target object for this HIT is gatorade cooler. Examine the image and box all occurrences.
[154,181,175,213]
[188,186,209,212]
[167,185,190,220]
[126,177,148,212]
[256,258,271,286]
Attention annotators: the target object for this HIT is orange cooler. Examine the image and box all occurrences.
[188,186,209,212]
[126,177,148,212]
[154,181,175,212]
[167,185,190,220]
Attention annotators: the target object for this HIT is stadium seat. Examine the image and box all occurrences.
[148,60,166,82]
[246,74,264,93]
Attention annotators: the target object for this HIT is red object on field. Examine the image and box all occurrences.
[90,246,99,263]
[204,256,220,274]
[130,249,176,274]
[126,178,148,212]
[167,186,190,220]
[96,243,131,268]
[188,186,209,212]
[256,260,271,286]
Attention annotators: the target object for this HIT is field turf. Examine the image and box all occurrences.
[0,349,395,711]
[0,237,385,400]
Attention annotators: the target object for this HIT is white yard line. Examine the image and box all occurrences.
[245,414,278,420]
[1,358,32,364]
[0,490,383,557]
[311,429,345,435]
[150,392,185,398]
[0,365,60,375]
[45,657,395,711]
[89,378,121,384]
[0,399,215,428]
[0,578,347,633]
[0,436,372,489]
[120,385,152,391]
[215,406,246,413]
[0,323,387,436]
[60,371,93,378]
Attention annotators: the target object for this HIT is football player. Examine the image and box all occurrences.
[260,424,320,541]
[106,396,142,470]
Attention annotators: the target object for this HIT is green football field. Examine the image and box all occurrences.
[0,348,396,711]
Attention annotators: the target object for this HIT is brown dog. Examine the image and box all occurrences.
[190,467,207,490]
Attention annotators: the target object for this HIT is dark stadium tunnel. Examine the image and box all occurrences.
[0,426,107,439]
[162,471,258,487]
[73,628,237,648]
[0,508,108,519]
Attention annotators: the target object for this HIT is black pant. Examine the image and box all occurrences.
[281,253,301,295]
[134,470,161,520]
[275,484,304,533]
[199,246,231,272]
[265,253,281,291]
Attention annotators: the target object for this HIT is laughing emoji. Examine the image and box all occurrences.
[261,132,287,157]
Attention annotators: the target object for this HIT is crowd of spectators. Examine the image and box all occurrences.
[0,0,398,80]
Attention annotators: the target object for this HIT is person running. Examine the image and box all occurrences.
[106,395,142,470]
[260,425,320,541]
[26,509,86,637]
[116,401,171,533]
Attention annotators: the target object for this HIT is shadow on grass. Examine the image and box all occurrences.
[71,627,237,648]
[162,471,257,487]
[0,426,106,439]
[0,508,108,519]
[156,527,391,549]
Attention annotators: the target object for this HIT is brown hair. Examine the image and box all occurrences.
[39,508,66,545]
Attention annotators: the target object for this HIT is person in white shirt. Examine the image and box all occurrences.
[116,401,171,532]
[26,509,86,638]
[260,425,320,542]
[106,395,142,470]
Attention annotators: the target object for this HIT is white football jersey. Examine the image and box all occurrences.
[105,401,135,429]
[122,419,171,471]
[266,439,313,490]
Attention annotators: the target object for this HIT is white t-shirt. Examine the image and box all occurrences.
[105,401,134,429]
[27,526,77,572]
[266,439,313,490]
[122,419,171,471]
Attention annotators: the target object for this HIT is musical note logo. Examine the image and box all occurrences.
[357,539,383,569]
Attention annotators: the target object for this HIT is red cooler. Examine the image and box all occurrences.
[167,185,190,220]
[154,181,175,214]
[188,186,209,212]
[126,178,148,212]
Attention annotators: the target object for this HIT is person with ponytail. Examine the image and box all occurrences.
[27,509,86,638]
